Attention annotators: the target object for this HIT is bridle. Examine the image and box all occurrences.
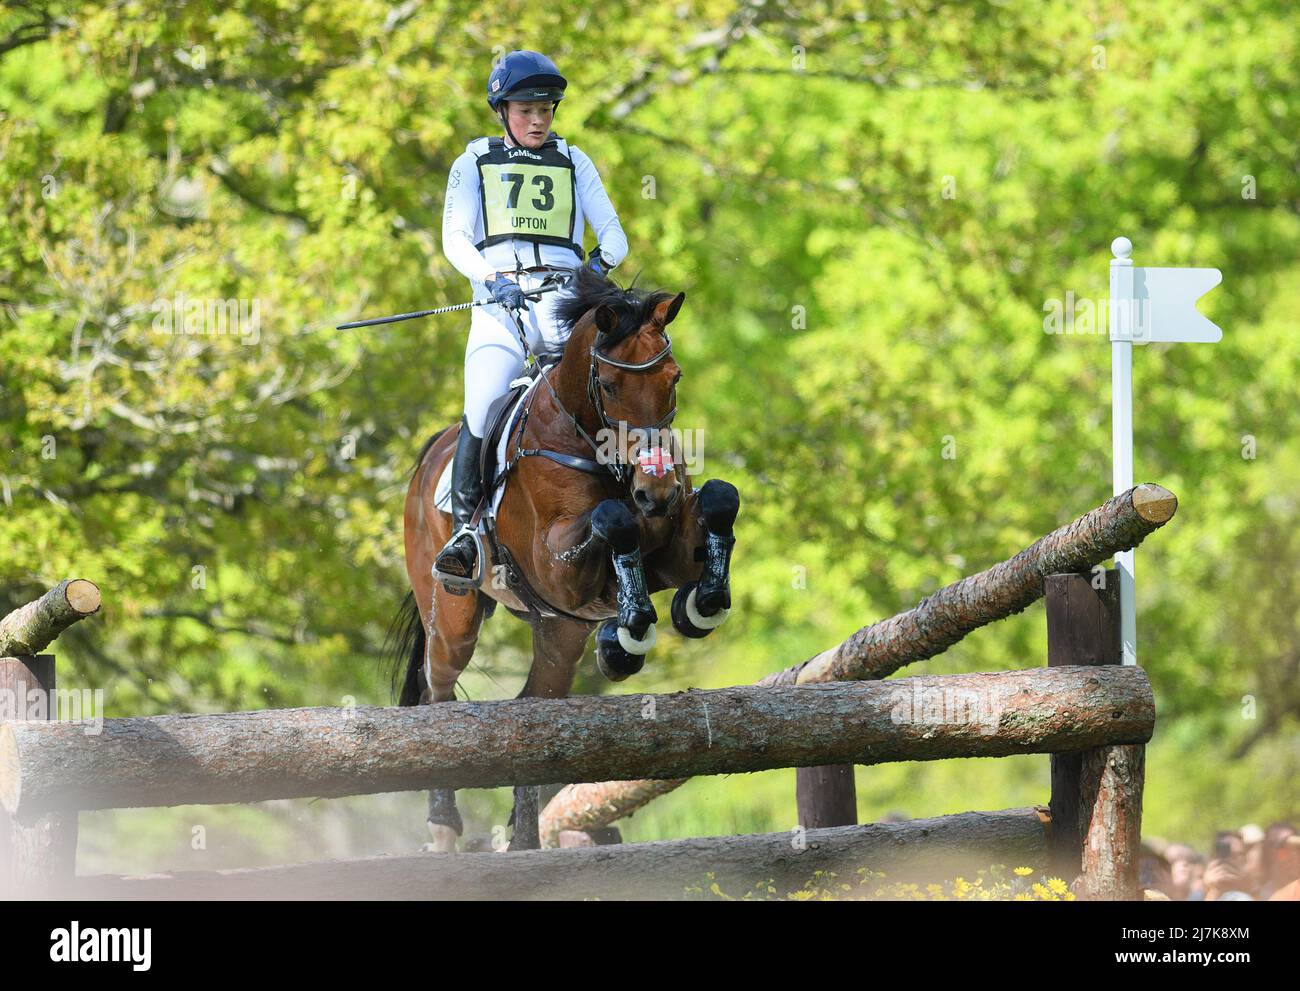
[503,277,678,489]
[583,330,676,481]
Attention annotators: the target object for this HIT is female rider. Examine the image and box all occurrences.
[436,50,629,585]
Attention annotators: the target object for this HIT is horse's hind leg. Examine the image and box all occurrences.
[507,615,594,851]
[419,581,490,853]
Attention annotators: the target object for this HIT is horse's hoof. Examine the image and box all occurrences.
[426,822,459,853]
[617,621,656,654]
[596,620,645,681]
[672,582,730,638]
[688,584,730,627]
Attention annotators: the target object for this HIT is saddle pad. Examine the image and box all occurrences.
[433,372,545,528]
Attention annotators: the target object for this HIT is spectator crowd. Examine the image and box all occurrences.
[1140,821,1299,900]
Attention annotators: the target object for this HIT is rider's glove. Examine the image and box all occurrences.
[485,274,526,310]
[586,249,610,277]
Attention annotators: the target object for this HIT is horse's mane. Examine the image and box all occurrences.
[554,264,675,352]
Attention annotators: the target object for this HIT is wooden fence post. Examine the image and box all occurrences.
[796,765,858,830]
[0,653,77,898]
[1045,570,1145,900]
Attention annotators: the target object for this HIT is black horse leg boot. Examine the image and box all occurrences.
[434,416,486,588]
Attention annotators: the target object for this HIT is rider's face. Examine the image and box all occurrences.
[504,101,554,149]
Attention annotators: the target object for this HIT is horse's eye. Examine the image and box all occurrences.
[601,379,616,396]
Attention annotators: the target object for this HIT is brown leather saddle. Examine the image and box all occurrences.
[477,382,529,499]
[469,353,563,522]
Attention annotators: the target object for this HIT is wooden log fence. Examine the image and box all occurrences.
[1,485,1172,899]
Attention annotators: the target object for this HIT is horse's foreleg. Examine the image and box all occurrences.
[647,478,741,638]
[589,499,661,678]
[538,500,658,669]
[692,479,740,615]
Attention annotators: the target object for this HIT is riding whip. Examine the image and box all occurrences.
[335,276,567,330]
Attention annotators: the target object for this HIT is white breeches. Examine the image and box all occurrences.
[463,270,571,437]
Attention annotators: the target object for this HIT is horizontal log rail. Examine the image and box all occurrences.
[72,807,1051,901]
[0,666,1153,819]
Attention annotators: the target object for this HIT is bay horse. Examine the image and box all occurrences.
[387,265,741,851]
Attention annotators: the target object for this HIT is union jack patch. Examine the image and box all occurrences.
[638,447,674,478]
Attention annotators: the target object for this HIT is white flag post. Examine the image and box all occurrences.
[1109,243,1137,665]
[1107,236,1223,665]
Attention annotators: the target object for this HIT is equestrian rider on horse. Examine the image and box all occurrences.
[435,50,629,584]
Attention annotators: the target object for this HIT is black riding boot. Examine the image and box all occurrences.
[434,416,485,584]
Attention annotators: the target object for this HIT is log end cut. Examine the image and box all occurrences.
[64,579,102,616]
[0,578,102,656]
[1130,484,1177,525]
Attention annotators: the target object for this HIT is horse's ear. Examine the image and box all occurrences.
[652,292,686,328]
[593,304,620,337]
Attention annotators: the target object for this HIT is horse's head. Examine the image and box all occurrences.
[590,292,685,517]
[555,266,687,518]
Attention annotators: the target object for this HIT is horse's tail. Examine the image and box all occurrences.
[383,425,452,706]
[384,589,426,707]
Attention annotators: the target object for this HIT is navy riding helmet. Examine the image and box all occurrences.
[486,50,568,111]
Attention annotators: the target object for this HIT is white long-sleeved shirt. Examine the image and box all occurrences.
[442,133,628,290]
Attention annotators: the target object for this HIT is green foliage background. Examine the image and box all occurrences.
[1,0,1296,871]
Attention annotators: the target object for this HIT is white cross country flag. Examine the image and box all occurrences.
[1107,236,1224,665]
[1126,265,1224,343]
